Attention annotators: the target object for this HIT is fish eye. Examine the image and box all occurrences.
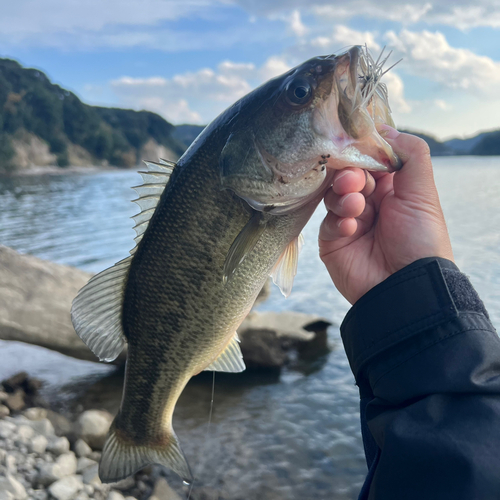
[286,78,313,106]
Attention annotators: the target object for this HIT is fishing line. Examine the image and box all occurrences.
[186,370,216,500]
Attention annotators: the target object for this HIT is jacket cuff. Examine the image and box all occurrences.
[340,257,490,393]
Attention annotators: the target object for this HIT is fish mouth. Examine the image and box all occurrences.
[316,46,403,172]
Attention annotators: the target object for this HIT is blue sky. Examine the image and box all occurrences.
[1,0,500,139]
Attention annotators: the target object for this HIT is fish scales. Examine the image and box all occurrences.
[71,46,403,483]
[119,142,300,444]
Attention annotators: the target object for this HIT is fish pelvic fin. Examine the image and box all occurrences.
[99,424,192,484]
[270,233,304,298]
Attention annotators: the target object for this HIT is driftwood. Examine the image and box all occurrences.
[0,246,331,368]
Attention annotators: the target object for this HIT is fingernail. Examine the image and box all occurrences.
[378,124,400,140]
[335,170,355,182]
[340,193,354,207]
[337,218,346,228]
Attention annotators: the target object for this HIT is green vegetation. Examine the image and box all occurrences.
[471,131,500,156]
[0,58,185,171]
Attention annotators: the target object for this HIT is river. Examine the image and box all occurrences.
[0,156,499,499]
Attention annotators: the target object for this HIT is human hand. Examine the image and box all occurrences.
[319,127,454,305]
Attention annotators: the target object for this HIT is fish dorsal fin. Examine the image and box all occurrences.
[204,334,246,373]
[270,233,304,298]
[129,159,176,255]
[71,158,177,362]
[71,256,132,362]
[223,211,267,283]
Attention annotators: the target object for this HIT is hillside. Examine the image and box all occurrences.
[0,58,185,172]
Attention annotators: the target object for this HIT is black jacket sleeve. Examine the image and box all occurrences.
[340,257,500,500]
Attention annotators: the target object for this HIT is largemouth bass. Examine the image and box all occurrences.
[71,45,401,483]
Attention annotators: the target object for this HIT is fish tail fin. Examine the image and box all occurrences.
[99,421,192,484]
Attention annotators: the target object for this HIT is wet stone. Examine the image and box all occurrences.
[83,484,94,495]
[0,474,27,500]
[88,451,101,462]
[29,434,48,454]
[47,436,70,455]
[30,491,48,500]
[150,477,182,500]
[4,453,16,473]
[15,425,35,443]
[110,476,135,491]
[0,404,10,418]
[77,410,113,450]
[74,439,92,458]
[76,457,97,474]
[0,420,17,439]
[74,494,89,500]
[37,452,77,486]
[48,475,83,500]
[81,464,100,486]
[22,417,55,437]
[23,408,47,421]
[107,492,125,500]
[4,390,26,412]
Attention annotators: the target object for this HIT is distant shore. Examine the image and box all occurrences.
[0,165,127,177]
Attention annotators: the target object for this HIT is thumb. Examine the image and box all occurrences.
[379,125,437,203]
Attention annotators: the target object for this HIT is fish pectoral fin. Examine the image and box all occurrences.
[223,211,267,283]
[71,257,131,362]
[99,425,192,484]
[204,334,246,373]
[270,233,304,298]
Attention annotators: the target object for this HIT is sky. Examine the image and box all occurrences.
[1,0,500,139]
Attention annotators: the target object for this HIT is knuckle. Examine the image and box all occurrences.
[411,137,431,158]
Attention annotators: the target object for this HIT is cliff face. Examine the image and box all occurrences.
[0,59,186,172]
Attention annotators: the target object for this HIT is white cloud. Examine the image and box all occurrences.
[385,29,500,95]
[312,3,432,25]
[111,59,267,124]
[289,10,308,37]
[382,72,411,114]
[285,25,381,64]
[0,0,213,37]
[259,56,291,80]
[110,47,411,131]
[235,0,500,30]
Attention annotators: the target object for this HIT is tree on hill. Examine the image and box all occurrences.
[471,132,500,156]
[0,58,184,170]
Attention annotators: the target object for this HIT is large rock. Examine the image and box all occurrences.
[238,311,331,368]
[0,246,110,363]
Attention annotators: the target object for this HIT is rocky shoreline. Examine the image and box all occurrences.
[0,372,192,500]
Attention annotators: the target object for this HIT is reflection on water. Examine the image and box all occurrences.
[0,157,499,499]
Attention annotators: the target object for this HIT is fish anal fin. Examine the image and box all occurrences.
[223,211,267,283]
[99,425,192,484]
[270,233,304,298]
[204,334,246,373]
